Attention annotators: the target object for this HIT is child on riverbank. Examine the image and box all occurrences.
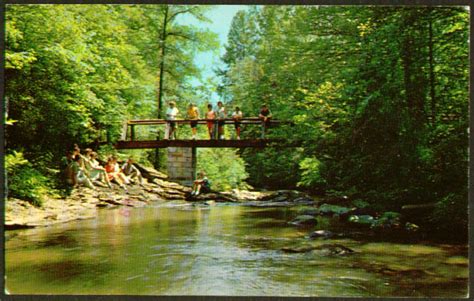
[191,171,211,196]
[84,149,112,188]
[105,157,129,190]
[67,155,95,190]
[121,157,144,185]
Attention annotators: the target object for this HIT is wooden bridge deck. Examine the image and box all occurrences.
[115,139,302,149]
[115,118,300,149]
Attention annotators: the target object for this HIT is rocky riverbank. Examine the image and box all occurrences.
[5,164,316,229]
[5,163,427,241]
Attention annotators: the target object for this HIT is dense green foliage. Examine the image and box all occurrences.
[197,148,249,191]
[219,6,468,235]
[6,4,217,150]
[5,4,219,204]
[5,5,469,238]
[5,151,58,206]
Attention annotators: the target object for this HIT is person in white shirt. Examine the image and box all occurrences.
[121,157,144,185]
[216,101,227,140]
[165,101,179,139]
[231,106,243,140]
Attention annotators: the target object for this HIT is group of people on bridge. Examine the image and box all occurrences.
[62,145,144,191]
[165,101,272,140]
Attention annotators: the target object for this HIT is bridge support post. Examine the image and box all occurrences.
[131,125,135,141]
[167,147,196,187]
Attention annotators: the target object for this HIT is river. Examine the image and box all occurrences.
[5,201,468,297]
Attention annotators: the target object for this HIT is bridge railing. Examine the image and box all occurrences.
[122,118,292,141]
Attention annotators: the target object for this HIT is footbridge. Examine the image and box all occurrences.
[115,118,301,186]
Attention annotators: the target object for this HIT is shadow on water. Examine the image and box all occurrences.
[254,219,289,228]
[37,259,112,283]
[153,209,202,238]
[240,207,296,220]
[38,233,79,248]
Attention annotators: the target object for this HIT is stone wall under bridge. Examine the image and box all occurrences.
[167,147,196,187]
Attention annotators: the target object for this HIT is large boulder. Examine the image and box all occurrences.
[281,244,354,256]
[348,214,375,226]
[320,195,351,206]
[370,211,401,229]
[298,207,320,216]
[259,190,309,202]
[186,192,237,203]
[288,215,318,226]
[317,203,353,216]
[309,230,334,239]
[134,164,168,181]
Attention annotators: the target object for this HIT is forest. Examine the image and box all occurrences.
[5,5,469,239]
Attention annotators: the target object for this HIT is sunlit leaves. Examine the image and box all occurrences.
[219,4,468,225]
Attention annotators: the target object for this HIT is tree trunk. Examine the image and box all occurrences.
[157,5,169,120]
[155,5,169,168]
[428,13,436,125]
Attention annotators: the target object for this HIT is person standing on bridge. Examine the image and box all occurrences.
[187,103,200,140]
[216,101,227,140]
[165,101,179,140]
[232,106,243,140]
[259,104,272,139]
[206,104,216,139]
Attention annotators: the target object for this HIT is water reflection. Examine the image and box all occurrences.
[5,205,468,297]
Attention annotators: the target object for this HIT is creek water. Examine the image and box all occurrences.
[5,202,468,297]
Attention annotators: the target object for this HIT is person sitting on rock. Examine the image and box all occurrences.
[86,151,112,188]
[72,144,87,171]
[121,157,144,185]
[191,171,211,196]
[61,150,74,180]
[61,150,74,170]
[105,156,129,190]
[67,155,95,190]
[62,150,77,194]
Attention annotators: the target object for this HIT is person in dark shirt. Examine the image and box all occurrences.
[191,171,211,196]
[259,104,272,138]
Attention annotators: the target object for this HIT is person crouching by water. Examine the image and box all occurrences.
[191,171,211,196]
[121,157,144,186]
[259,104,272,139]
[187,103,200,140]
[206,104,216,139]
